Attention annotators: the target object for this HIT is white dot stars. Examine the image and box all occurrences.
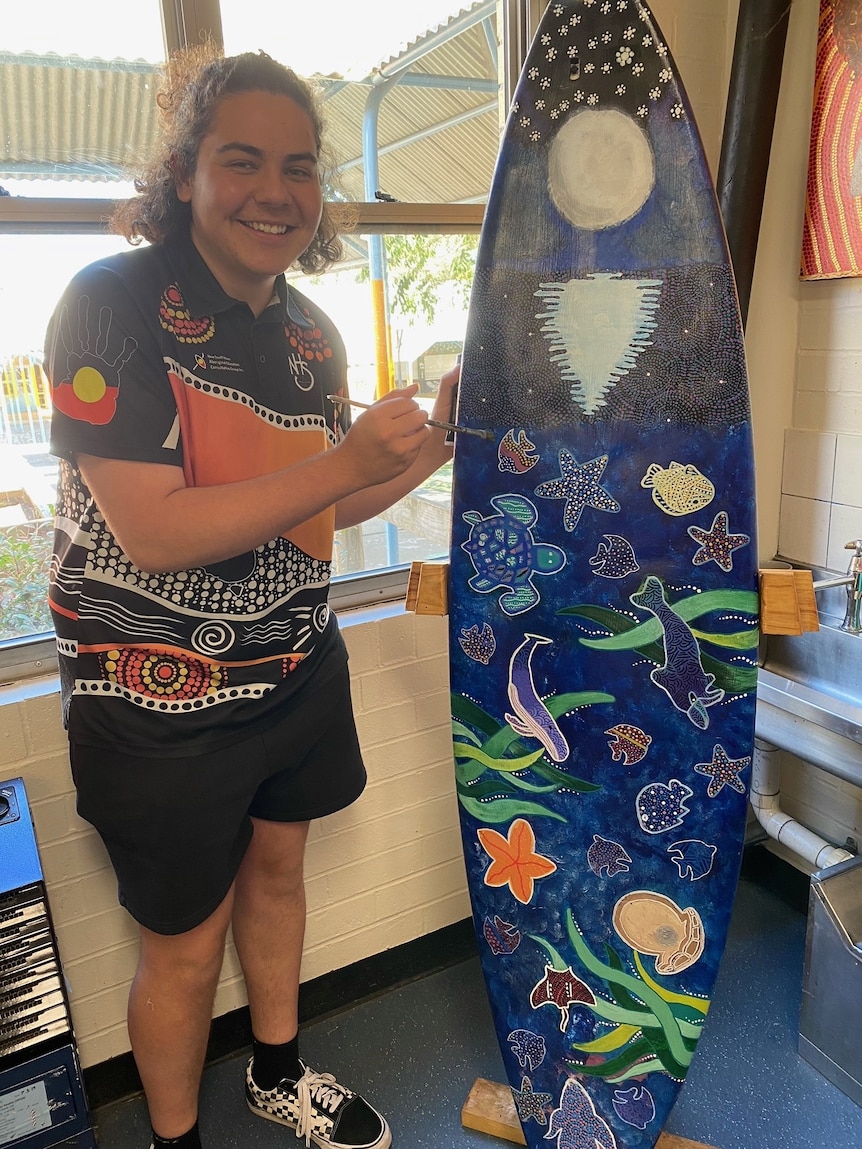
[515,0,684,136]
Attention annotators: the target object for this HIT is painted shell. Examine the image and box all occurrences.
[640,461,715,516]
[612,890,705,974]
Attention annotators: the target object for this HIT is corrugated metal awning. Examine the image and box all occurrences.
[0,0,499,203]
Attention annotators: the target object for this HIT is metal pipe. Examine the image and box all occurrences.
[751,739,854,871]
[716,0,792,328]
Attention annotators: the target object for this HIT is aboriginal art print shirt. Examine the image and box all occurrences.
[47,228,351,755]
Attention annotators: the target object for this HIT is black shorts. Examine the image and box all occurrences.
[69,664,366,936]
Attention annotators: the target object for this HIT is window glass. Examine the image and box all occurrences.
[0,1,164,198]
[0,234,130,642]
[1,0,505,670]
[292,231,478,578]
[220,0,500,204]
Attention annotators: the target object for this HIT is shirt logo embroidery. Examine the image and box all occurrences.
[286,311,331,391]
[287,351,315,391]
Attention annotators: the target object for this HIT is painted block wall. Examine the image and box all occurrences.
[0,2,741,1071]
[0,611,467,1068]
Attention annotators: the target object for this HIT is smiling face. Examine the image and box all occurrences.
[176,89,324,315]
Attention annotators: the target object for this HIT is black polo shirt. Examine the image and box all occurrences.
[47,228,352,755]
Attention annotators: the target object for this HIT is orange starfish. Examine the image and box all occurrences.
[478,819,557,905]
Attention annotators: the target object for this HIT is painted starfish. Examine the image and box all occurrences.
[694,743,751,797]
[478,818,557,904]
[545,1078,617,1149]
[513,1077,553,1125]
[535,449,620,532]
[687,510,750,571]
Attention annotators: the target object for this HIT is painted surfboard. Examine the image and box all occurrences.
[447,4,758,1148]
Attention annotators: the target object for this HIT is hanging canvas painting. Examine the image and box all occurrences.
[801,0,862,279]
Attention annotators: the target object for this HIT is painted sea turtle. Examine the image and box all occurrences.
[460,494,566,616]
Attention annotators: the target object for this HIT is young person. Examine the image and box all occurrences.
[46,46,457,1149]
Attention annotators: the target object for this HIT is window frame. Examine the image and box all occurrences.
[0,0,535,683]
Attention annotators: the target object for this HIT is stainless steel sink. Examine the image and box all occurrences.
[756,568,862,786]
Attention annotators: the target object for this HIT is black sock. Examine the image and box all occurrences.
[151,1122,202,1148]
[251,1033,302,1089]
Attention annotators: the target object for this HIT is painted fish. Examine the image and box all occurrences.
[483,914,521,955]
[498,428,540,473]
[458,622,496,665]
[546,1078,616,1149]
[630,575,724,729]
[640,460,715,516]
[589,533,640,579]
[530,965,595,1033]
[605,722,652,766]
[506,633,570,762]
[612,1085,656,1130]
[508,1029,547,1073]
[586,834,632,877]
[636,778,693,835]
[668,839,718,881]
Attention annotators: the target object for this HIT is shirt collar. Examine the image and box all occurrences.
[164,228,314,329]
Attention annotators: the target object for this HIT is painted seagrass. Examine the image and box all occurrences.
[447,3,758,1148]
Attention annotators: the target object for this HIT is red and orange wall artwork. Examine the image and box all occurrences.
[802,1,862,279]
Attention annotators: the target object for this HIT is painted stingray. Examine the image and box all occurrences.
[530,965,596,1033]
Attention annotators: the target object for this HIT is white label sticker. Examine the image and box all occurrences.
[0,1080,52,1145]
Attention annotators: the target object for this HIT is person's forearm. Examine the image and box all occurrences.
[84,449,365,574]
[80,389,434,573]
[335,428,453,530]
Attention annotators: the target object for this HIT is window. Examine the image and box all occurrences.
[0,0,538,681]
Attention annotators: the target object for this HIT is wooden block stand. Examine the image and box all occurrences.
[461,1079,720,1149]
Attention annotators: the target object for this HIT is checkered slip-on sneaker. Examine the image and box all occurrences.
[245,1058,392,1149]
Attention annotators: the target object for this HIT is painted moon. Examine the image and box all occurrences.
[548,108,655,231]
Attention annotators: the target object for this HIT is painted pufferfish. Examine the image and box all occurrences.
[641,461,715,516]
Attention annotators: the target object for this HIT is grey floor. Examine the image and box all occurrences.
[93,867,862,1149]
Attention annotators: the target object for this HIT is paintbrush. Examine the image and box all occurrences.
[326,394,494,441]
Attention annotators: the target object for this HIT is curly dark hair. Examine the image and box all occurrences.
[110,45,343,273]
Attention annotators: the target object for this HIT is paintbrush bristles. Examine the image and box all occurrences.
[326,395,493,441]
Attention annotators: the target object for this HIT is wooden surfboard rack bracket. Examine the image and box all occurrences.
[461,1078,721,1149]
[404,560,449,615]
[758,567,819,635]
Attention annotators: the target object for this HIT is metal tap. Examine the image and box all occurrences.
[810,540,862,633]
[841,539,862,634]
